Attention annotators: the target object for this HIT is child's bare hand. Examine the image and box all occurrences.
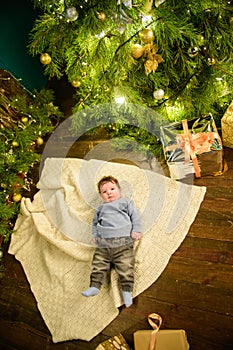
[131,232,142,241]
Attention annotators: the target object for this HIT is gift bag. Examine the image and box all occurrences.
[95,333,131,350]
[134,313,189,350]
[221,101,233,149]
[160,114,224,179]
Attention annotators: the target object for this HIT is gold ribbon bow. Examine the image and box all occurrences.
[148,313,163,350]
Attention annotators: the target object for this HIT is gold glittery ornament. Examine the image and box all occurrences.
[207,57,216,65]
[12,193,22,202]
[40,53,52,65]
[36,137,44,146]
[12,140,19,147]
[98,12,106,21]
[139,28,154,43]
[21,116,28,123]
[72,80,82,88]
[131,44,144,59]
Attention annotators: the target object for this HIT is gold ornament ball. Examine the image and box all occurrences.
[131,44,144,59]
[12,140,19,147]
[36,137,44,146]
[12,193,22,202]
[72,80,82,88]
[98,12,106,21]
[139,28,154,44]
[207,57,216,65]
[40,53,52,65]
[21,116,28,123]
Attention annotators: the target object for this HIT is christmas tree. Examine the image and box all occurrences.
[28,0,233,130]
[0,70,63,242]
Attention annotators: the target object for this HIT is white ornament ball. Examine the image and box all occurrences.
[66,7,78,21]
[153,89,165,99]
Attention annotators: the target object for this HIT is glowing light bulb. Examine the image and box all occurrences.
[115,96,125,104]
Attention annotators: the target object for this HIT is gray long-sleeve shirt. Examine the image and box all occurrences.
[92,197,141,239]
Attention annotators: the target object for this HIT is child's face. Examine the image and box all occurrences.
[99,181,121,202]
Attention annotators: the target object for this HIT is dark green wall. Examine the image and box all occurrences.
[0,0,47,92]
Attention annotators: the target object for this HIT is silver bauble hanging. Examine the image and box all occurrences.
[66,7,78,22]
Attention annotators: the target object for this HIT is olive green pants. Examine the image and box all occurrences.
[90,237,135,292]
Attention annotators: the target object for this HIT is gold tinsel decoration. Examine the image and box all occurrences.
[143,43,164,75]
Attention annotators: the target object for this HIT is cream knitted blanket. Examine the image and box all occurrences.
[8,158,206,343]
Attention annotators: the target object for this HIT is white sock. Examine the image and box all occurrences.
[123,291,132,307]
[81,286,100,297]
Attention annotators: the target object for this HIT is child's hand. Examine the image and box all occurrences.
[131,232,142,241]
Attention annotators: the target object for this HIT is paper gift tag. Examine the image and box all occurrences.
[134,329,190,350]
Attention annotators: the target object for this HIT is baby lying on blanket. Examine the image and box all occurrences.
[82,175,142,307]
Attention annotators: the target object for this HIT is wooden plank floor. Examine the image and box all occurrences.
[0,144,233,350]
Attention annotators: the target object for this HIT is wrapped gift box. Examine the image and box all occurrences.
[160,114,223,179]
[95,333,130,350]
[134,329,190,350]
